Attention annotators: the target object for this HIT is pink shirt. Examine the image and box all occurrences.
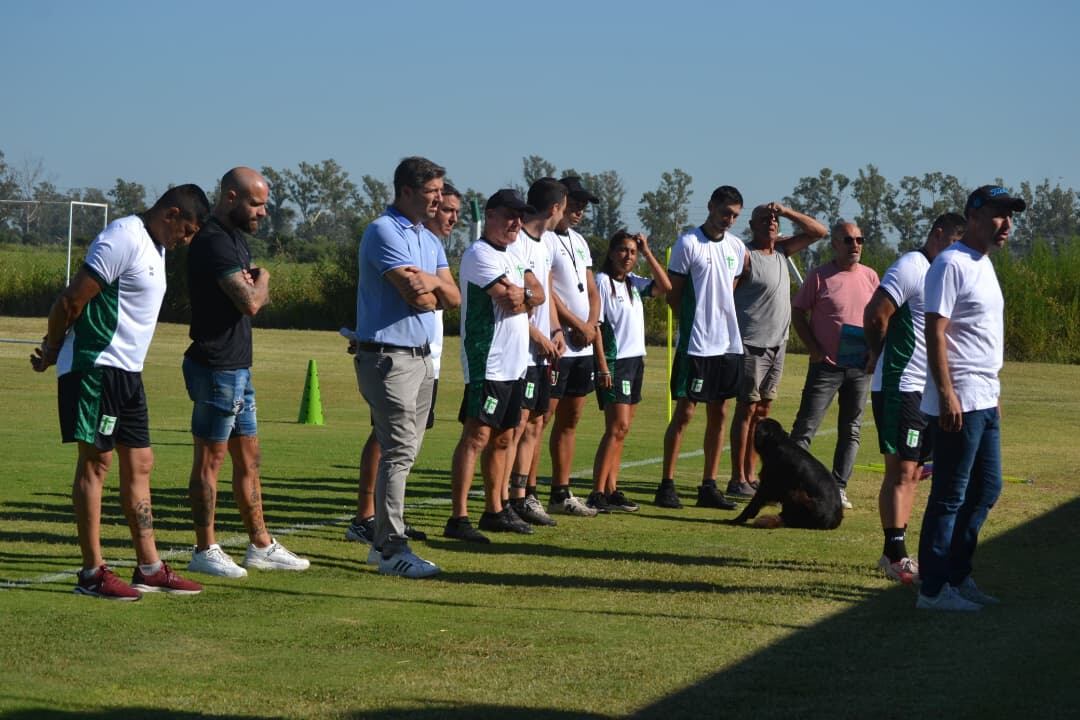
[793,261,879,365]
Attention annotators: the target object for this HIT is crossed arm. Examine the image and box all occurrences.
[219,266,272,316]
[384,265,461,312]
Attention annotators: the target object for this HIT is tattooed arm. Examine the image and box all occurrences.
[219,267,271,316]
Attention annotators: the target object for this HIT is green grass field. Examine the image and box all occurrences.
[1,315,1078,720]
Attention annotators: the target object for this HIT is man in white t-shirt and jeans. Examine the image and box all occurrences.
[915,186,1024,612]
[656,186,746,511]
[864,212,964,584]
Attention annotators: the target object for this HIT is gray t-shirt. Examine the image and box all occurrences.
[734,247,790,348]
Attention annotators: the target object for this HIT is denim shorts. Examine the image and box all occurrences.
[182,357,257,441]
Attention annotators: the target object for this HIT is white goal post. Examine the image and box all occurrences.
[0,199,109,285]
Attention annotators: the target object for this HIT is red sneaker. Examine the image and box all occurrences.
[74,565,142,601]
[131,561,203,595]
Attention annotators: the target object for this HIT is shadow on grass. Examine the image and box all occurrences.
[627,497,1080,719]
[0,709,284,719]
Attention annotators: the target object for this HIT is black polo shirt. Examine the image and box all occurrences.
[185,216,253,369]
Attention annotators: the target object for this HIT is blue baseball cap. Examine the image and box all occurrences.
[966,185,1026,216]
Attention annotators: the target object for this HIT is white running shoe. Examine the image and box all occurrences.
[188,544,247,578]
[243,538,311,571]
[916,584,981,612]
[548,492,599,517]
[378,546,440,578]
[955,576,1000,605]
[839,489,853,510]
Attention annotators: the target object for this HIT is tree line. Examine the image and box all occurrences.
[3,149,1078,267]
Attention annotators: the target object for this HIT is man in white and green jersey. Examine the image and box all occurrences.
[656,185,746,511]
[864,212,964,584]
[444,189,544,544]
[31,185,210,601]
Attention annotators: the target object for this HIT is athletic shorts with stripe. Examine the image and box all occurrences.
[459,378,525,430]
[597,356,644,409]
[521,365,551,414]
[58,366,151,450]
[871,389,931,462]
[670,351,743,403]
[550,355,595,398]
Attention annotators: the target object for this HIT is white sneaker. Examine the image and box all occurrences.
[547,492,598,517]
[916,584,982,612]
[955,576,1000,605]
[839,489,853,510]
[378,546,440,578]
[243,538,311,571]
[188,544,247,578]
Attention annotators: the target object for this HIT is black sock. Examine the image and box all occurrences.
[525,486,538,498]
[551,485,570,503]
[659,478,675,486]
[701,478,718,488]
[883,527,908,562]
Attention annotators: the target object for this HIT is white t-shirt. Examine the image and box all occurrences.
[458,238,530,383]
[549,228,594,358]
[596,272,653,360]
[668,227,745,357]
[920,242,1004,415]
[509,229,553,366]
[431,309,444,378]
[872,250,931,393]
[56,215,166,375]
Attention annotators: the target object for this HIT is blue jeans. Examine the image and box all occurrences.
[182,357,257,442]
[789,362,870,489]
[917,408,1002,597]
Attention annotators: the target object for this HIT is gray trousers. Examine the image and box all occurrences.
[789,362,870,489]
[354,350,434,552]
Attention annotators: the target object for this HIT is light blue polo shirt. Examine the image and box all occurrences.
[355,206,448,347]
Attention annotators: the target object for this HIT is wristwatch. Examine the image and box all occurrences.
[524,288,534,304]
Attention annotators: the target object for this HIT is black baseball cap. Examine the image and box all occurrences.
[485,188,536,214]
[965,185,1026,215]
[559,176,600,204]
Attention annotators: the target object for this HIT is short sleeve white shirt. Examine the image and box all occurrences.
[596,272,653,359]
[549,228,594,358]
[458,239,530,383]
[668,227,745,356]
[920,242,1004,415]
[872,250,931,393]
[509,229,554,365]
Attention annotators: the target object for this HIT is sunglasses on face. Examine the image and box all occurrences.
[841,236,864,246]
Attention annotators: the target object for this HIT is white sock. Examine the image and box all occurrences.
[139,561,162,576]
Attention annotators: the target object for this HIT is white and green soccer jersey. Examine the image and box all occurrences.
[509,229,553,365]
[56,215,166,376]
[549,228,594,358]
[872,250,931,394]
[668,227,745,357]
[596,272,653,362]
[458,239,530,383]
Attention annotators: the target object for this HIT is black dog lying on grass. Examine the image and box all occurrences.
[728,418,843,530]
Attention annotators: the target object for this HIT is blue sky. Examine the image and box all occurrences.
[2,0,1076,225]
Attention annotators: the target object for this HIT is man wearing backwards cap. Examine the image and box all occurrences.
[915,185,1025,611]
[546,176,604,516]
[444,189,545,543]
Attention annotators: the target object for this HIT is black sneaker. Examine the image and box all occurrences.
[404,524,428,541]
[443,516,491,544]
[654,481,683,509]
[606,490,639,512]
[479,508,534,534]
[696,483,736,510]
[345,516,376,544]
[586,490,611,514]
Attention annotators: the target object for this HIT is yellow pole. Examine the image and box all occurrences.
[666,245,673,422]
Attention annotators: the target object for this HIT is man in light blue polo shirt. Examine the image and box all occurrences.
[354,156,459,578]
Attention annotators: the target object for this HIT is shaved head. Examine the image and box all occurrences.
[215,166,269,232]
[220,166,267,199]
